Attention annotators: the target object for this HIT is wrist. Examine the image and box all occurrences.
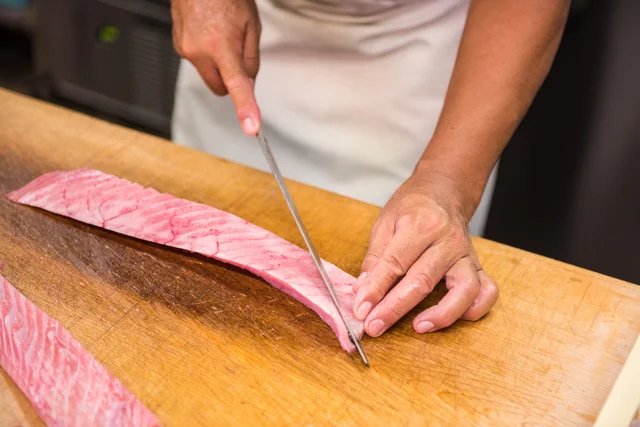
[413,154,490,220]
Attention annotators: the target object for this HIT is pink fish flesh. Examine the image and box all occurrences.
[6,169,364,352]
[0,273,159,426]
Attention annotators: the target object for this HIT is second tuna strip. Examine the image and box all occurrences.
[0,272,160,426]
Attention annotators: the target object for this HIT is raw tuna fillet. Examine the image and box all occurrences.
[0,273,160,426]
[7,169,364,352]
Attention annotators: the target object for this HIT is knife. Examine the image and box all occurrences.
[256,129,370,367]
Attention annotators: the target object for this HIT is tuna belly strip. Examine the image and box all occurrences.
[7,169,364,352]
[0,273,159,426]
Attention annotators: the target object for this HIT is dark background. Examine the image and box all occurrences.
[1,0,638,284]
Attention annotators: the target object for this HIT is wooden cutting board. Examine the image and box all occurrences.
[0,88,639,426]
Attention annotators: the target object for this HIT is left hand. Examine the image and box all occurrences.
[352,166,499,337]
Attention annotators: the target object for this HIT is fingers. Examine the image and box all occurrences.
[243,21,261,79]
[193,58,228,96]
[363,244,460,337]
[216,43,261,136]
[460,270,499,321]
[412,257,481,334]
[352,218,394,294]
[353,222,438,321]
[171,0,261,135]
[359,218,394,273]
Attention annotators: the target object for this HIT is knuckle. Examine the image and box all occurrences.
[223,73,248,92]
[381,253,407,277]
[460,274,481,295]
[448,229,467,248]
[178,41,200,61]
[362,253,380,267]
[412,272,437,295]
[486,279,500,299]
[470,273,482,289]
[371,286,388,301]
[360,255,377,273]
[419,211,447,234]
[181,36,223,62]
[364,281,388,303]
[388,303,405,320]
[396,213,416,229]
[420,213,439,231]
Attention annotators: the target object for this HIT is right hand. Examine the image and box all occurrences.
[171,0,262,135]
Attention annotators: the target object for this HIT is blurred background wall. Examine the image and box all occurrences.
[1,0,638,284]
[484,0,640,284]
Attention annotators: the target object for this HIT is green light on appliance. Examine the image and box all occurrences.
[99,25,120,44]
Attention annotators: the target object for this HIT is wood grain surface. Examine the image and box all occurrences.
[0,88,639,426]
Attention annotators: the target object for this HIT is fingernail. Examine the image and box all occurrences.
[368,319,386,337]
[355,301,372,320]
[243,117,257,135]
[416,321,434,334]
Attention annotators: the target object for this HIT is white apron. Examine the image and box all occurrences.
[172,0,498,236]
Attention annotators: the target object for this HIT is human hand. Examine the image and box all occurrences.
[172,0,262,135]
[352,166,499,337]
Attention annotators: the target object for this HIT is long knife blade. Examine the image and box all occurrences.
[256,129,369,367]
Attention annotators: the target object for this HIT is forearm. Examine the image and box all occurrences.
[418,0,570,216]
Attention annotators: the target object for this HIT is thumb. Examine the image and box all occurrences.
[216,44,261,136]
